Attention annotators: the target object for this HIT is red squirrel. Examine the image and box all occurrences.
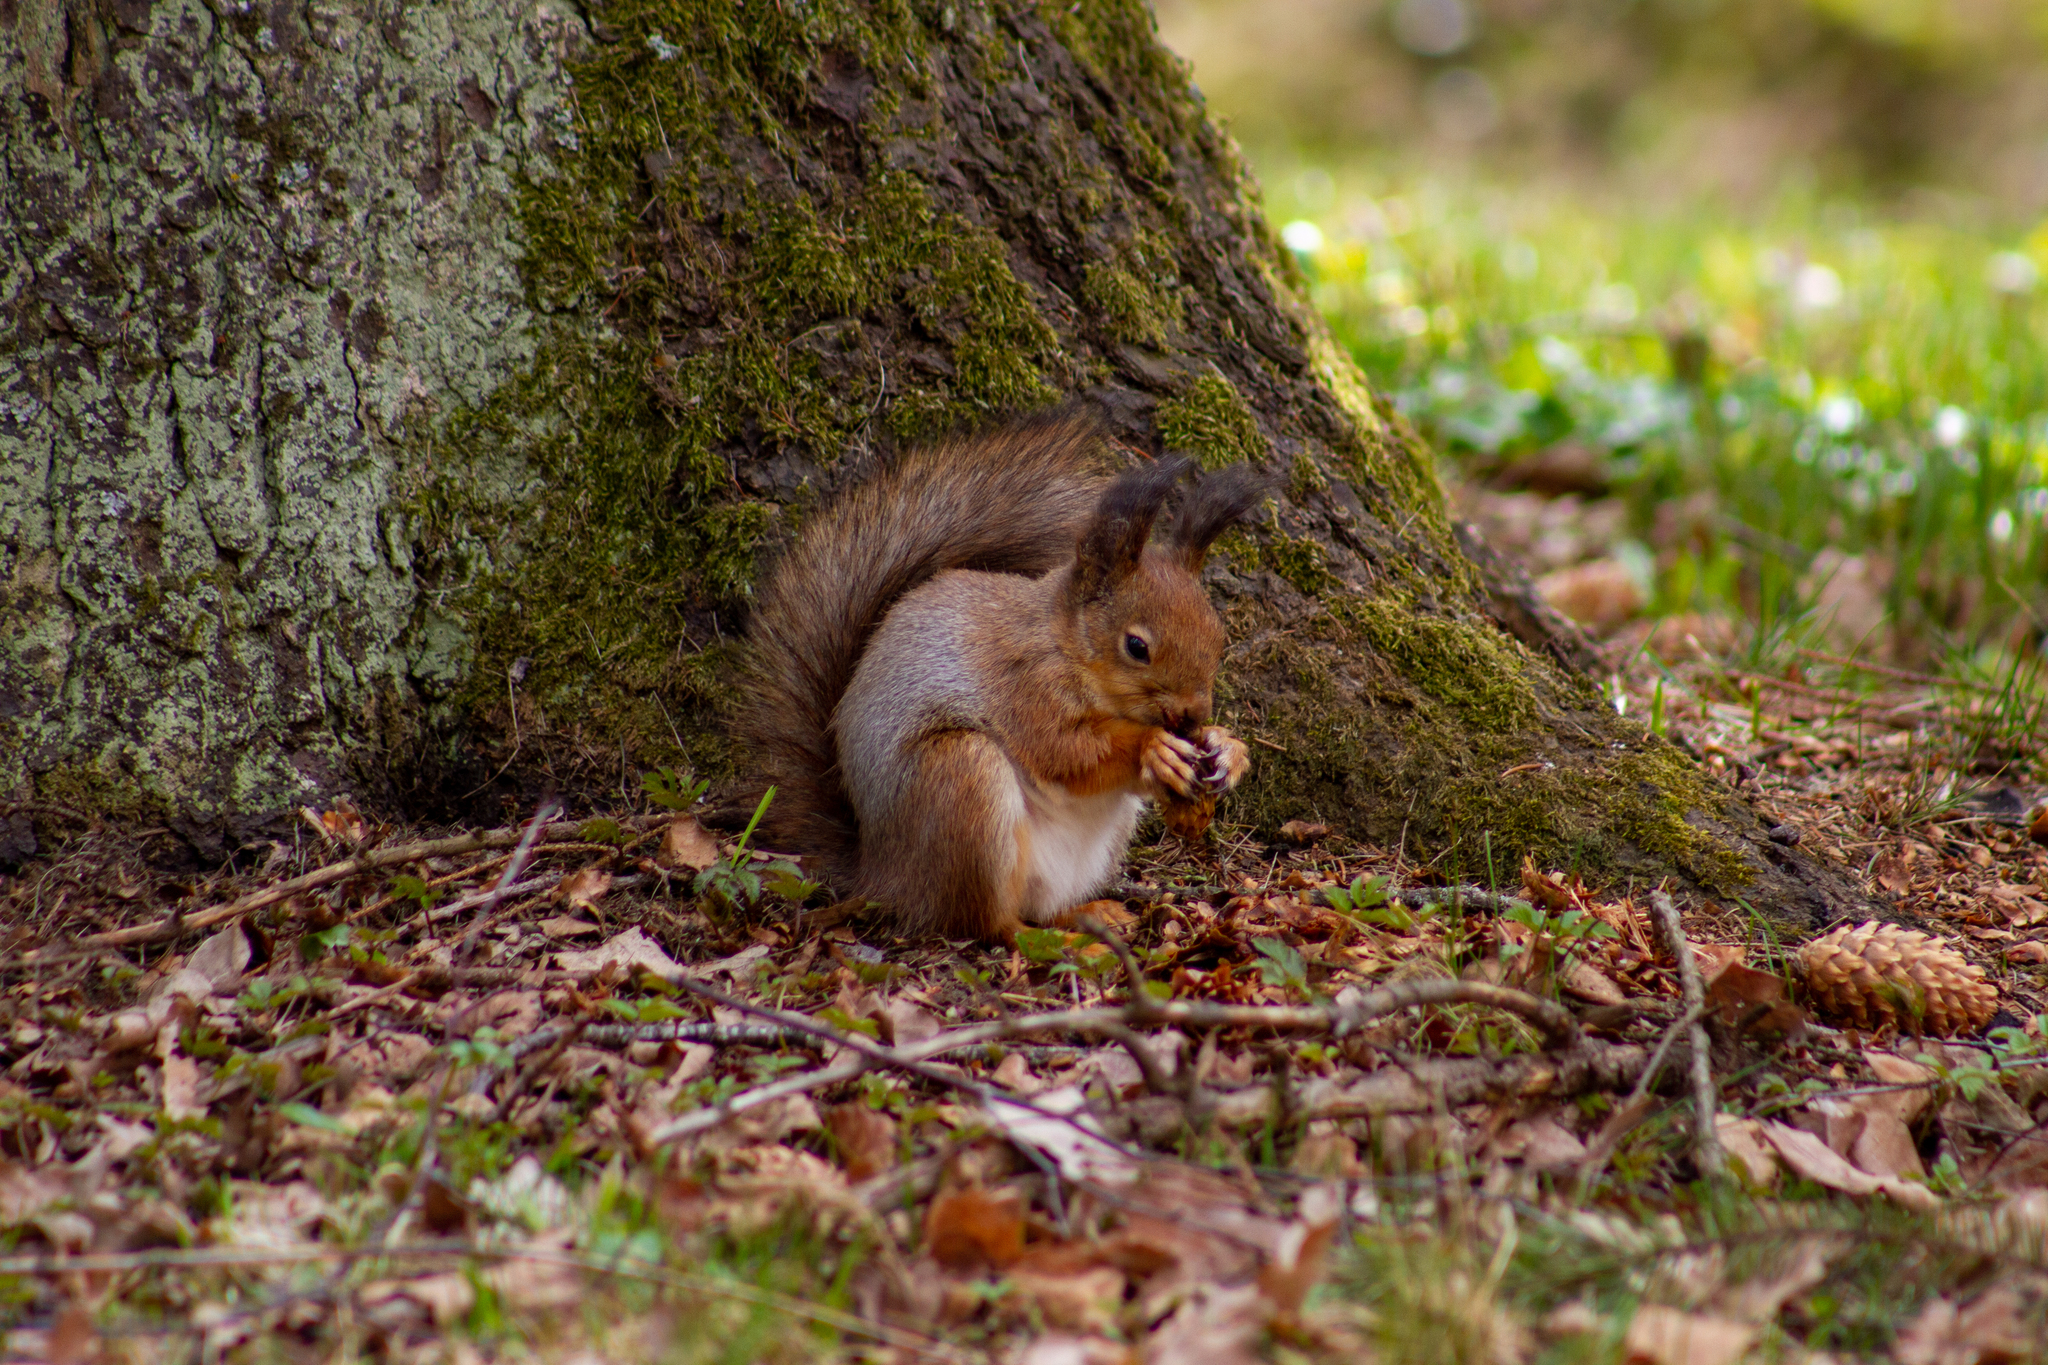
[742,410,1267,941]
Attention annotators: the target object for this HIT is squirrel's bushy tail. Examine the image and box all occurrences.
[741,408,1109,881]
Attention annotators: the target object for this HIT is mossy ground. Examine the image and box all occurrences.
[1218,589,1759,906]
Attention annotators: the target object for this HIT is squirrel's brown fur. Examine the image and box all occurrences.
[742,410,1109,885]
[741,408,1266,940]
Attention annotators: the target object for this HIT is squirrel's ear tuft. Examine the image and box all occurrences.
[1168,464,1272,570]
[1071,456,1191,602]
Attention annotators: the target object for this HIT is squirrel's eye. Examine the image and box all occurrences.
[1123,633,1151,664]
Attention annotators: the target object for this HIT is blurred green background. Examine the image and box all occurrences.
[1156,0,2048,672]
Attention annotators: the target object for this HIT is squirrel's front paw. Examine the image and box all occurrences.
[1194,727,1251,793]
[1141,728,1203,798]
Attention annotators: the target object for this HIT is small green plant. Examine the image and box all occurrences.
[389,873,441,913]
[1252,937,1310,993]
[445,1027,515,1071]
[643,766,709,812]
[1501,899,1619,978]
[1322,873,1390,915]
[1015,928,1121,984]
[237,975,315,1012]
[300,923,351,962]
[692,787,820,909]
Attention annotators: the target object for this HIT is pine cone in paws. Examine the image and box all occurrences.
[1160,790,1216,842]
[1799,920,1997,1036]
[1159,732,1229,841]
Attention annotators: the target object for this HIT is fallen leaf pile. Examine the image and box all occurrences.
[6,657,2048,1361]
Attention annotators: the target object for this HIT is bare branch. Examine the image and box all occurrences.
[1650,889,1725,1177]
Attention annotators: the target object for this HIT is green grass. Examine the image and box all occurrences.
[1267,168,2048,660]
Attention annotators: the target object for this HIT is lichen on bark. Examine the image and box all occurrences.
[2,0,583,849]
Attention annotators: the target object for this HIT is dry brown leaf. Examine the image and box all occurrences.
[556,926,682,981]
[1256,1184,1342,1317]
[1713,1116,1780,1188]
[380,1270,476,1326]
[658,815,722,870]
[987,1087,1139,1184]
[1013,1335,1137,1365]
[535,915,603,939]
[1002,1265,1126,1334]
[1704,961,1806,1042]
[1874,847,1915,894]
[1690,941,1746,978]
[1276,820,1331,846]
[1538,558,1643,635]
[1714,1237,1837,1325]
[1497,1114,1589,1171]
[1893,1284,2032,1365]
[1290,1123,1361,1179]
[46,1304,98,1365]
[554,867,613,912]
[1142,1282,1268,1365]
[1822,1050,1935,1181]
[880,996,941,1048]
[479,1231,585,1313]
[187,926,252,993]
[1621,1305,1755,1365]
[1520,857,1573,912]
[1562,959,1629,1007]
[1760,1121,1940,1211]
[159,1049,204,1121]
[824,1102,898,1183]
[924,1185,1026,1272]
[456,990,543,1040]
[720,1096,824,1147]
[1985,883,2048,927]
[991,1052,1041,1094]
[683,941,772,982]
[300,801,368,845]
[0,1159,68,1227]
[1065,897,1136,931]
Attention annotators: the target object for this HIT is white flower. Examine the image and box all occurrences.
[1986,251,2039,295]
[1933,405,1970,449]
[1792,263,1843,312]
[1280,220,1325,254]
[1585,282,1639,327]
[1817,395,1862,435]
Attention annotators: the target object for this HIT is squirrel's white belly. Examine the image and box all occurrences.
[1018,782,1145,924]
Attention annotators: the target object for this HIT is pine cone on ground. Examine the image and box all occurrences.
[1799,920,1998,1036]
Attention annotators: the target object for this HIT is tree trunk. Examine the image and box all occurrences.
[0,0,1869,929]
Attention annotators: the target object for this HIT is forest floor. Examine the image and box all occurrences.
[6,584,2048,1364]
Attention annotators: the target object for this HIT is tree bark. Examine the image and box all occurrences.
[0,0,1871,930]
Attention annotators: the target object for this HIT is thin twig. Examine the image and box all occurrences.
[326,972,423,1022]
[459,801,559,964]
[0,1242,970,1363]
[1311,884,1533,916]
[646,975,1581,1146]
[508,1019,818,1061]
[664,979,1159,1161]
[61,817,661,951]
[1650,889,1724,1177]
[649,1056,870,1144]
[1794,648,1997,693]
[1573,1000,1704,1199]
